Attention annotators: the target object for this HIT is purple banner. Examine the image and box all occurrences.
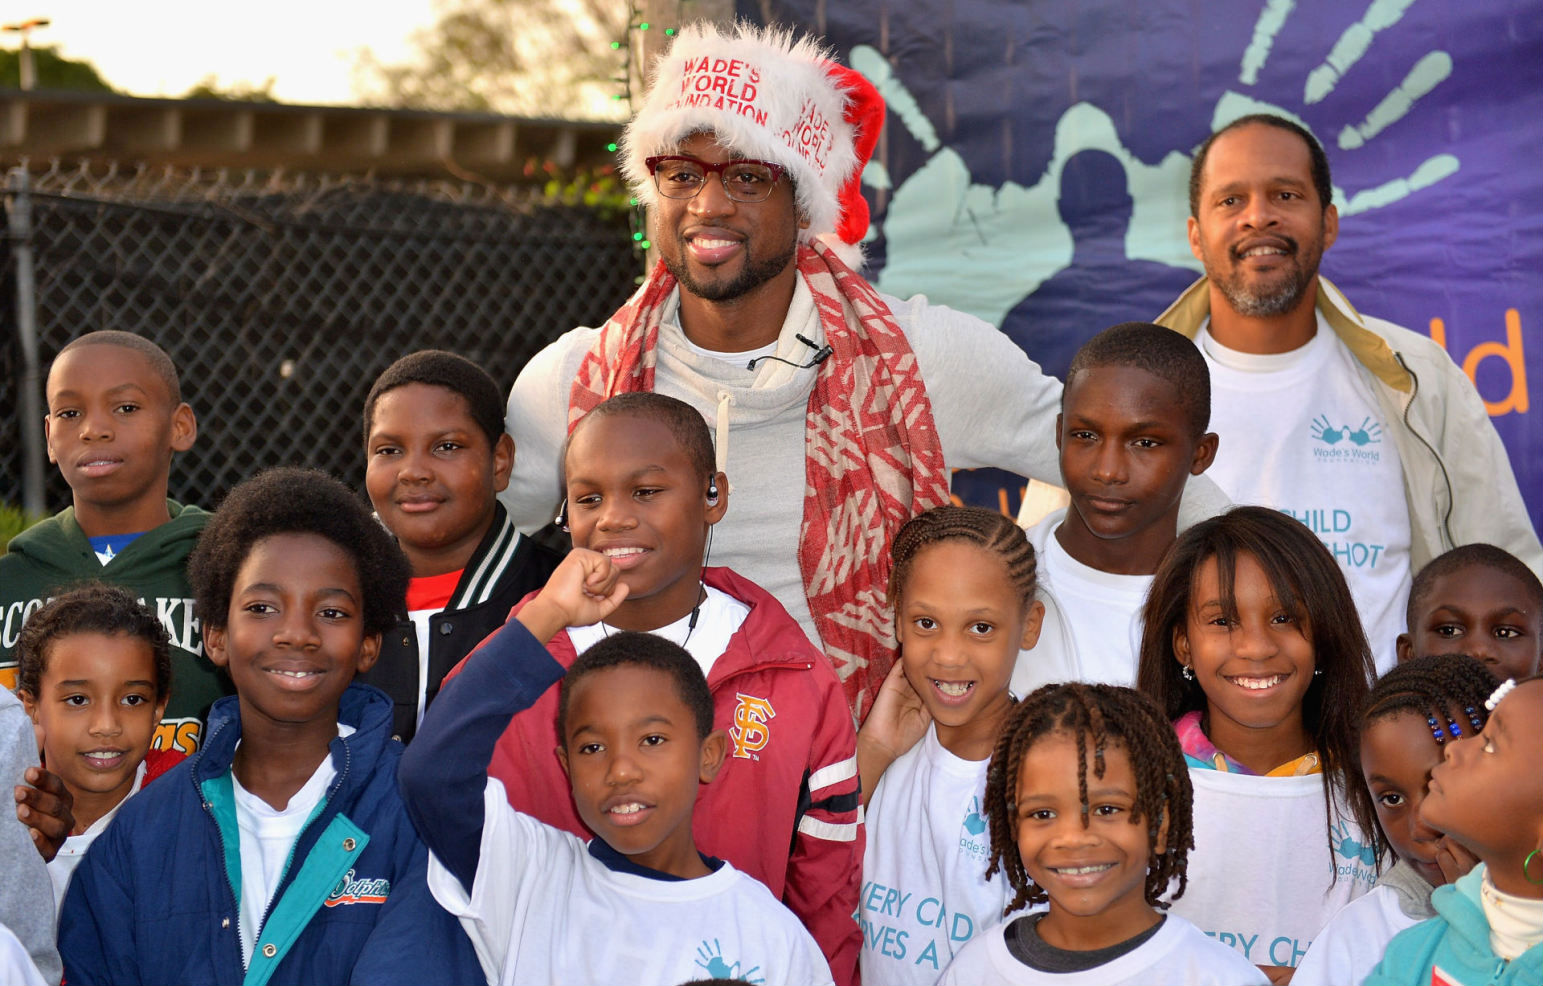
[743,0,1542,530]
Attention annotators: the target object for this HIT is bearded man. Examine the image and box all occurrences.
[1157,113,1540,669]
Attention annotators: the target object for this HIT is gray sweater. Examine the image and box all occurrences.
[1,687,61,985]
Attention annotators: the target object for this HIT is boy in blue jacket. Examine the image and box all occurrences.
[58,467,478,986]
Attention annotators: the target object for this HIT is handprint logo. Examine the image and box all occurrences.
[962,796,987,837]
[694,939,763,984]
[1346,417,1383,446]
[849,0,1461,330]
[1211,0,1458,215]
[1310,414,1344,445]
[1331,819,1379,866]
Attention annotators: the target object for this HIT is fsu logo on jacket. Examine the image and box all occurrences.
[729,693,776,760]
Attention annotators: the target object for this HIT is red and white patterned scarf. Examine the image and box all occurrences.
[568,239,950,718]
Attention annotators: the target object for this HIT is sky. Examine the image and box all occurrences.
[8,0,439,105]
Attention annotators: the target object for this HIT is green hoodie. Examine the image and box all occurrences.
[0,500,230,753]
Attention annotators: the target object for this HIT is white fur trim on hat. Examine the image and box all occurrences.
[619,21,859,241]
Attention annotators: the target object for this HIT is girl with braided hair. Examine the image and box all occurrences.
[1135,505,1382,981]
[1366,675,1543,985]
[856,506,1045,985]
[938,682,1266,984]
[1293,654,1498,985]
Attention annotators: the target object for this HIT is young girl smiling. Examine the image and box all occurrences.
[1136,506,1381,980]
[858,506,1044,985]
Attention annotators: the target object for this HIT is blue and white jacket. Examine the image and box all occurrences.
[58,683,482,986]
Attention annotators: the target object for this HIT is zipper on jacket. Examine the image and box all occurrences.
[201,794,247,970]
[260,738,354,935]
[709,658,815,689]
[1394,352,1456,549]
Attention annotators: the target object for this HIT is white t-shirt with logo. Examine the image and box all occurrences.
[1022,524,1152,691]
[427,778,834,986]
[48,761,147,912]
[230,724,352,969]
[1199,316,1412,671]
[861,723,1010,985]
[1170,768,1378,969]
[937,912,1270,985]
[1291,883,1420,986]
[566,584,750,678]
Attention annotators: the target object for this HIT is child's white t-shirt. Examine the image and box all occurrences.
[1169,768,1378,969]
[1198,317,1411,672]
[48,760,146,911]
[937,913,1270,985]
[0,924,47,986]
[860,723,1009,985]
[230,724,352,969]
[426,777,834,986]
[1291,884,1420,986]
[565,584,749,678]
[1019,524,1152,693]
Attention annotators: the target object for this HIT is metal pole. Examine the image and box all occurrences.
[8,167,46,514]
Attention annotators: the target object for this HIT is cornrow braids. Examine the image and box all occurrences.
[889,505,1038,608]
[984,683,1194,917]
[1363,654,1499,746]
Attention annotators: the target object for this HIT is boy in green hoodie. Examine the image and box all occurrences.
[0,330,228,753]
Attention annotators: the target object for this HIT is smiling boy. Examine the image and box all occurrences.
[360,351,562,743]
[58,468,471,985]
[456,392,862,982]
[403,548,833,985]
[1012,323,1218,695]
[1,331,227,753]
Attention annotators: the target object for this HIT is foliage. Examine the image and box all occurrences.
[0,44,114,92]
[184,75,277,102]
[352,0,628,121]
[0,503,46,555]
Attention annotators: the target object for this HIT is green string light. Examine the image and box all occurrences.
[664,27,675,36]
[606,142,618,152]
[610,41,621,49]
[640,239,652,249]
[638,22,650,30]
[632,231,645,241]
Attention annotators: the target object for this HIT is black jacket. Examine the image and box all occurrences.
[361,504,563,743]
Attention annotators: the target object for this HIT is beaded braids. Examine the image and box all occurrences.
[1362,654,1498,747]
[983,683,1194,917]
[888,505,1038,609]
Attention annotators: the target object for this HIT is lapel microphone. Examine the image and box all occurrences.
[746,333,835,371]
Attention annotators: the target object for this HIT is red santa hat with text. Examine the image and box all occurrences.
[619,21,885,269]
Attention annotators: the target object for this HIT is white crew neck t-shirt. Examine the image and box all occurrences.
[1171,768,1378,969]
[937,912,1270,985]
[428,777,833,985]
[861,723,1010,985]
[1040,526,1152,687]
[230,723,353,969]
[566,583,749,679]
[1198,315,1411,671]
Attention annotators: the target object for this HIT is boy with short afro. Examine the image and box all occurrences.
[1012,322,1219,695]
[58,467,476,985]
[1,330,227,753]
[402,548,833,985]
[360,350,563,743]
[1398,543,1543,680]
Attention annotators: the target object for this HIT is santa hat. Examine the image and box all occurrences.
[619,22,885,264]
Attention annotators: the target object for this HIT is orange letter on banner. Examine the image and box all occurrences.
[1462,309,1529,415]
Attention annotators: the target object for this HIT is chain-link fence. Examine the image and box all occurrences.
[2,161,643,514]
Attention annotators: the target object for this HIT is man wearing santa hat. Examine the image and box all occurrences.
[501,22,1217,718]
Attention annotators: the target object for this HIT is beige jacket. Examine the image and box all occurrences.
[1157,275,1542,576]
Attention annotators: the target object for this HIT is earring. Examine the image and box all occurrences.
[1313,669,1323,677]
[554,499,568,532]
[1526,849,1543,886]
[1181,665,1194,681]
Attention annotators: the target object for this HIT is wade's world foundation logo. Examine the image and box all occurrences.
[1310,414,1383,463]
[957,796,990,862]
[694,939,763,984]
